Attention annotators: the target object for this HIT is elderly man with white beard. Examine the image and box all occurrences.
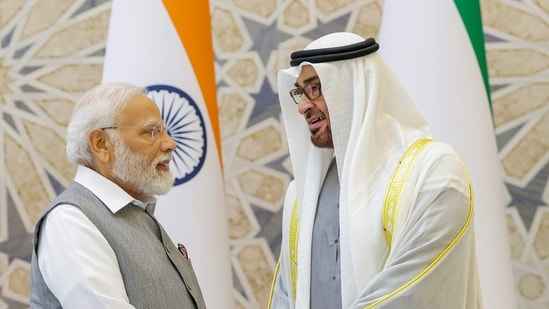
[29,82,206,309]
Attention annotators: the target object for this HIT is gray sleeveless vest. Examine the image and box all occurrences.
[30,182,206,308]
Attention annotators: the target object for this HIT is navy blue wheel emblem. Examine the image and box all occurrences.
[146,85,207,186]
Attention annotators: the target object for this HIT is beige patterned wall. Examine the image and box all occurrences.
[482,1,549,308]
[0,0,547,308]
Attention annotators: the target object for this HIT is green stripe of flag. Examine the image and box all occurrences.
[454,0,493,114]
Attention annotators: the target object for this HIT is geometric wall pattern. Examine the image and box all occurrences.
[484,1,549,308]
[0,0,546,308]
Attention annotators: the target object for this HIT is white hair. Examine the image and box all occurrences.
[66,82,146,166]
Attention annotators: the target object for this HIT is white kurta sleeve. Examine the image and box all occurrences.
[38,205,135,309]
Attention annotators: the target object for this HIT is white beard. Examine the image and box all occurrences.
[110,133,174,196]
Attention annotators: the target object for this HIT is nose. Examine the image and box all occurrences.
[160,130,177,153]
[297,95,315,115]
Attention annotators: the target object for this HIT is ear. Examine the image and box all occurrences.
[88,128,112,163]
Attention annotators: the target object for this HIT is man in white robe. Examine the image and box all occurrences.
[268,32,483,308]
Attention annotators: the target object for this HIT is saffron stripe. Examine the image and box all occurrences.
[161,0,223,168]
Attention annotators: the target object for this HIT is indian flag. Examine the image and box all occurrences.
[102,1,233,308]
[378,1,516,308]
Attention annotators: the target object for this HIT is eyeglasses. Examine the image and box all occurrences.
[289,82,322,104]
[101,123,167,140]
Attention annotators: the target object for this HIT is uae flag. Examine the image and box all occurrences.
[378,1,516,308]
[102,1,233,308]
